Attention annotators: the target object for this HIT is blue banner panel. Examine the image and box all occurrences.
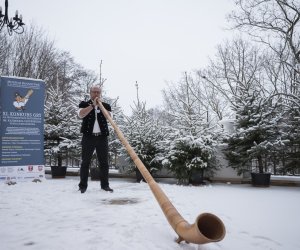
[0,76,45,182]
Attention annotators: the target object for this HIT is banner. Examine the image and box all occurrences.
[0,76,45,182]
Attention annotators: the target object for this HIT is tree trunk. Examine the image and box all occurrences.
[273,160,277,175]
[57,152,62,167]
[257,155,264,173]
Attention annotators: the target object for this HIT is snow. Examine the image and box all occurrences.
[1,176,300,250]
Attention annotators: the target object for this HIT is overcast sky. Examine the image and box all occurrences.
[9,0,235,114]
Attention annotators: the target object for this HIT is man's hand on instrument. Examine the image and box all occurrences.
[93,97,99,107]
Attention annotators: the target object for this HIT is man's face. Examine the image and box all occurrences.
[90,87,101,100]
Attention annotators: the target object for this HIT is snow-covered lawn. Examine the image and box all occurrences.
[1,176,299,250]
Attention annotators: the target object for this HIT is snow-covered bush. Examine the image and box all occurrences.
[162,131,218,184]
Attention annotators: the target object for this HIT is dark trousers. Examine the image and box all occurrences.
[79,134,109,189]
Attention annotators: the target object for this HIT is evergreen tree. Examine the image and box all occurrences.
[224,91,282,174]
[44,81,80,167]
[105,96,124,168]
[162,129,217,184]
[162,73,219,184]
[280,106,300,174]
[122,84,165,177]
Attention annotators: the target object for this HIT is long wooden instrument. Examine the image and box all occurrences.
[97,100,226,244]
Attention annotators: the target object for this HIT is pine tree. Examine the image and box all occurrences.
[162,129,217,184]
[280,106,300,174]
[105,96,124,168]
[224,91,282,174]
[44,81,80,167]
[161,74,219,184]
[122,84,165,178]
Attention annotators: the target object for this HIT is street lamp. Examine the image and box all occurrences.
[0,0,25,35]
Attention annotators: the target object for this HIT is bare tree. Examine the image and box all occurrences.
[8,25,57,79]
[199,38,267,112]
[229,0,300,64]
[163,72,211,134]
[263,49,300,101]
[186,70,231,122]
[228,0,300,103]
[0,33,11,75]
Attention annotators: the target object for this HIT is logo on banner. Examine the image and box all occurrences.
[13,89,34,111]
[28,165,33,171]
[38,165,43,171]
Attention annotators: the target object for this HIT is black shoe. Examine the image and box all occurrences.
[102,187,113,192]
[79,187,87,193]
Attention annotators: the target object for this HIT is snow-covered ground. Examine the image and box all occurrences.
[1,176,300,250]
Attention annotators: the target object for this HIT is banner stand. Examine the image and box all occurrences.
[0,76,45,183]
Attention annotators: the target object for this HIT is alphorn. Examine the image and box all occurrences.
[97,100,226,244]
